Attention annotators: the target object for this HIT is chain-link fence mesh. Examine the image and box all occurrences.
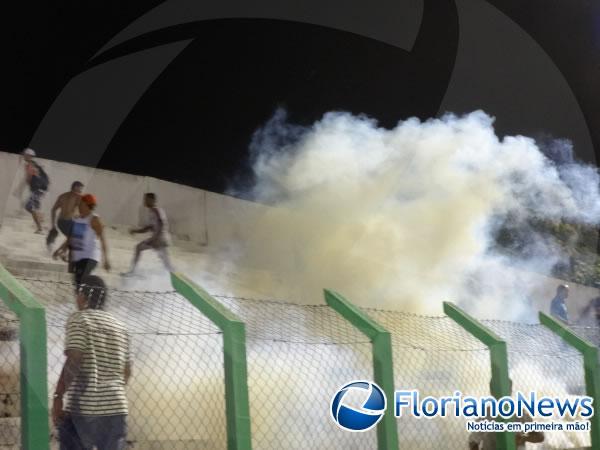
[9,278,227,450]
[1,276,598,449]
[365,308,491,450]
[0,301,19,449]
[482,319,591,449]
[213,294,376,450]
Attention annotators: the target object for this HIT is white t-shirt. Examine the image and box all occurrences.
[146,207,170,245]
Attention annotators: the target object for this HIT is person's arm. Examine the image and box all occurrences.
[12,171,27,197]
[91,216,110,271]
[50,195,64,229]
[129,225,153,235]
[52,239,70,260]
[124,331,132,384]
[52,315,86,425]
[52,350,84,425]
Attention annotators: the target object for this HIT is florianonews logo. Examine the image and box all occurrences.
[330,381,387,432]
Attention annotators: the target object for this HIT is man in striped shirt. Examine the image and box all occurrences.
[52,275,132,450]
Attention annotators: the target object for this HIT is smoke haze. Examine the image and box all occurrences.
[228,109,600,320]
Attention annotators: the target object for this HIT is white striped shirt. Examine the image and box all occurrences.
[64,309,131,416]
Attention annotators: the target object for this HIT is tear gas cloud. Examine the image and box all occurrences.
[227,109,600,320]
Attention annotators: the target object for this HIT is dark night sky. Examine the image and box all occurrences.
[1,0,599,194]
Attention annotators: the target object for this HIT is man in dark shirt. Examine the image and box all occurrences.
[550,284,569,323]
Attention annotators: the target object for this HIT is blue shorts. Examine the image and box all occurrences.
[25,190,44,213]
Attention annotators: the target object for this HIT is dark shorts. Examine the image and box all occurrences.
[59,414,127,450]
[25,190,44,213]
[47,219,74,246]
[57,218,74,237]
[72,259,98,286]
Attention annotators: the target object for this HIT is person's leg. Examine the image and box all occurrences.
[57,218,74,237]
[123,240,152,275]
[95,415,128,450]
[58,415,87,450]
[74,259,97,286]
[156,245,174,272]
[25,191,43,232]
[70,415,99,450]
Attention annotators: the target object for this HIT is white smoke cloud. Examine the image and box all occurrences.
[227,109,600,320]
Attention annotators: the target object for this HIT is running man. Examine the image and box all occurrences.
[47,181,84,251]
[52,275,131,450]
[54,194,111,285]
[14,148,50,233]
[122,193,173,276]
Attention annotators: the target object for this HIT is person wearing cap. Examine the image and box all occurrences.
[14,148,48,233]
[47,181,84,252]
[54,194,111,285]
[52,275,131,450]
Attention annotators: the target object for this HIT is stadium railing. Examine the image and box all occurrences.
[0,264,49,450]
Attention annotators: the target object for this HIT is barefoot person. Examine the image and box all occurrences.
[54,194,111,285]
[122,193,173,276]
[13,148,50,233]
[47,181,84,251]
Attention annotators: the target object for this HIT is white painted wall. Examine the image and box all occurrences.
[0,152,209,244]
[1,151,597,313]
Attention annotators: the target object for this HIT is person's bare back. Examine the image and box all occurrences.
[57,191,81,220]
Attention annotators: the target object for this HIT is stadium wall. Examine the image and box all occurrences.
[0,151,269,247]
[0,151,597,315]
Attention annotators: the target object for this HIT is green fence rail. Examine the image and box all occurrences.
[539,311,600,447]
[325,289,399,450]
[171,272,252,450]
[0,264,49,450]
[443,302,515,450]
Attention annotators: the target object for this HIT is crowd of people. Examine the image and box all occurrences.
[14,148,174,281]
[12,147,181,449]
[11,148,600,450]
[549,283,600,329]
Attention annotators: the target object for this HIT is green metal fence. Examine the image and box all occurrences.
[541,312,600,448]
[172,272,252,450]
[2,268,598,450]
[18,276,227,450]
[324,289,398,450]
[444,302,515,450]
[0,265,49,450]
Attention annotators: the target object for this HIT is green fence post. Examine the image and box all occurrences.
[539,312,600,446]
[443,302,515,450]
[324,289,399,450]
[0,264,49,450]
[171,272,252,450]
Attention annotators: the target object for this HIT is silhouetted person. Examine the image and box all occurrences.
[550,284,569,323]
[13,148,50,233]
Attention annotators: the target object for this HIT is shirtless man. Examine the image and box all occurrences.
[122,193,173,276]
[47,181,84,251]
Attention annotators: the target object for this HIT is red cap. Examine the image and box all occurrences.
[81,194,97,206]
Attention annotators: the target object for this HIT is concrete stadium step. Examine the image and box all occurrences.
[0,218,205,256]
